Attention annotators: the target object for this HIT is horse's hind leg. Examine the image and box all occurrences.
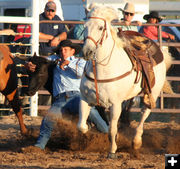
[132,107,151,150]
[6,90,28,135]
[78,99,91,133]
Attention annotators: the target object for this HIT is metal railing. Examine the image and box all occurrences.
[38,21,180,113]
[0,20,180,114]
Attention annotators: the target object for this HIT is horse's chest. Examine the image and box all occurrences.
[80,77,114,108]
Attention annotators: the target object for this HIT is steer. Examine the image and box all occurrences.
[25,54,57,96]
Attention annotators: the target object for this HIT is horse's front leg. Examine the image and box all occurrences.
[7,92,28,136]
[108,103,121,159]
[77,99,91,133]
[133,107,151,150]
[15,107,28,135]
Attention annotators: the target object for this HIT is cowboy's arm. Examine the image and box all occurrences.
[0,29,15,35]
[67,58,86,77]
[51,31,67,46]
[131,21,142,26]
[39,32,54,40]
[74,24,85,40]
[162,31,175,40]
[149,26,175,40]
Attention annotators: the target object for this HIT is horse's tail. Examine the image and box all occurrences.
[162,48,174,94]
[162,47,173,71]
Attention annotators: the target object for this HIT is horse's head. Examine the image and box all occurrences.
[83,6,119,60]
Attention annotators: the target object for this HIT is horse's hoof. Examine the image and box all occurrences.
[21,128,37,138]
[107,153,117,159]
[132,138,142,150]
[77,124,88,134]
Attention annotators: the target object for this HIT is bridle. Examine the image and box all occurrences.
[84,16,115,66]
[85,17,108,48]
[84,16,133,105]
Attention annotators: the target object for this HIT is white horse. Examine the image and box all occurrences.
[77,6,172,158]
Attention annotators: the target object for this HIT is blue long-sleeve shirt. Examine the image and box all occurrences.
[73,18,86,40]
[48,55,86,97]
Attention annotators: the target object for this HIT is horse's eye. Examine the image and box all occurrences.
[99,26,103,31]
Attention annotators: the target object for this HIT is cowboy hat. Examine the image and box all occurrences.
[143,11,162,22]
[54,40,82,55]
[119,2,136,14]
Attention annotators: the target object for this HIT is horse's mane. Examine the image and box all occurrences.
[89,6,125,48]
[89,6,118,23]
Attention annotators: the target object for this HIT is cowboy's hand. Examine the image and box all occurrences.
[60,60,70,70]
[24,62,36,72]
[169,34,175,41]
[7,29,15,36]
[50,36,60,47]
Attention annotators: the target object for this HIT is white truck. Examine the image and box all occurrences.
[0,0,149,21]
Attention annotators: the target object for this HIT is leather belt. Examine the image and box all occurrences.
[53,91,79,102]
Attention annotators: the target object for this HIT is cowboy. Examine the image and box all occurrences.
[24,40,108,151]
[118,2,142,32]
[39,1,67,56]
[141,11,175,41]
[39,0,64,20]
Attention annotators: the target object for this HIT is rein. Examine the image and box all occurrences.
[92,60,99,105]
[85,65,134,106]
[85,67,134,83]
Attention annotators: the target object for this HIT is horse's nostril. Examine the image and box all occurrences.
[85,49,93,57]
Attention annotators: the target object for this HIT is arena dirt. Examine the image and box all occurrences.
[0,113,180,169]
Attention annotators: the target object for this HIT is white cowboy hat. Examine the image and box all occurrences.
[119,2,136,14]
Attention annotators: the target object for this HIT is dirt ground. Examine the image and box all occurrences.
[0,113,180,169]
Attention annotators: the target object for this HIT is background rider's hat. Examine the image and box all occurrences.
[54,40,82,55]
[45,1,56,11]
[119,2,136,14]
[143,11,162,22]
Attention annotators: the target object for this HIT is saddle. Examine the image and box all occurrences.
[118,30,164,108]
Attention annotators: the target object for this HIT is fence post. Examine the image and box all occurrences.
[29,0,39,116]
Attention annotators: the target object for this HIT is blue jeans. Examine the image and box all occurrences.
[35,91,108,149]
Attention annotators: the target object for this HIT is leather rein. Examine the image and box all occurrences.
[84,16,133,105]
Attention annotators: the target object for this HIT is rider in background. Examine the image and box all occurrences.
[117,2,142,117]
[117,2,142,32]
[140,11,175,42]
[39,1,67,56]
